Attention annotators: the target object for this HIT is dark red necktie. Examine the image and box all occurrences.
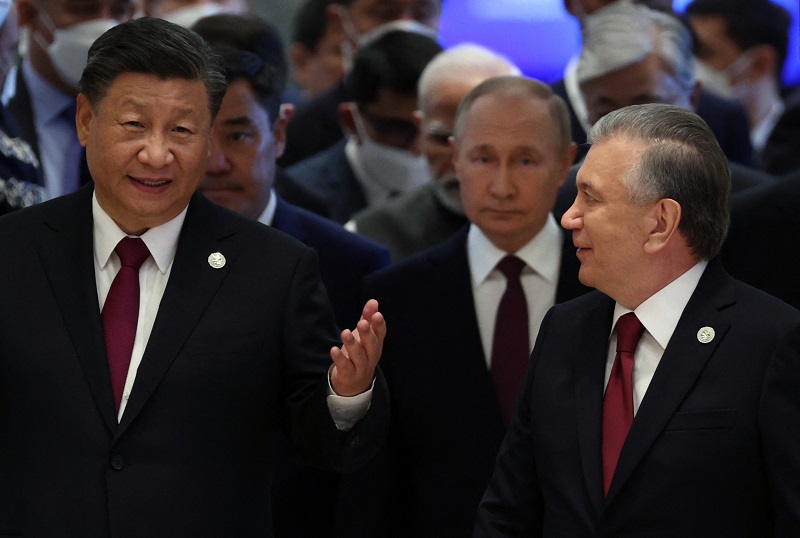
[102,237,150,411]
[602,312,645,496]
[490,255,530,426]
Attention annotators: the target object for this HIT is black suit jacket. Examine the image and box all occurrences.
[339,225,592,537]
[720,171,800,309]
[551,79,754,166]
[285,139,367,224]
[476,260,800,536]
[0,186,388,536]
[269,194,390,538]
[761,89,800,176]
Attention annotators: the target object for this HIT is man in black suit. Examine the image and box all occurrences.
[341,76,592,537]
[192,16,391,535]
[0,18,389,536]
[476,104,800,536]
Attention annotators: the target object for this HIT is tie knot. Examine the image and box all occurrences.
[496,255,525,280]
[115,237,150,269]
[616,313,644,354]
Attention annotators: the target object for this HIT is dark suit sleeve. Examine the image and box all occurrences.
[760,316,800,535]
[474,309,551,537]
[280,247,389,474]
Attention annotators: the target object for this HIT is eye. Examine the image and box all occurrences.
[229,132,252,142]
[124,121,144,128]
[173,125,193,134]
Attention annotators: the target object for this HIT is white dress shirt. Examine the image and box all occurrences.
[93,193,370,427]
[468,216,563,367]
[604,260,708,415]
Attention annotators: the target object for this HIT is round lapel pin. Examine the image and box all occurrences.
[208,252,226,269]
[696,326,715,344]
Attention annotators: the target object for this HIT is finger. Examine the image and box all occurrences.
[360,299,379,322]
[368,310,386,343]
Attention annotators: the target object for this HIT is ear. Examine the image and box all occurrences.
[75,94,93,147]
[688,80,701,111]
[290,43,310,90]
[272,111,288,159]
[412,109,422,129]
[643,198,681,254]
[339,101,360,142]
[747,44,777,82]
[16,0,39,29]
[556,142,578,187]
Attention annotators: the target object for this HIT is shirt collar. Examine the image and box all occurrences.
[255,189,278,226]
[92,191,188,274]
[611,260,708,348]
[22,59,74,125]
[468,214,562,286]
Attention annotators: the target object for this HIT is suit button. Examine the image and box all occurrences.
[111,455,125,470]
[346,435,360,448]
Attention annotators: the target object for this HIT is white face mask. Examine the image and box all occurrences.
[694,51,754,101]
[34,12,117,90]
[351,109,431,194]
[161,4,227,28]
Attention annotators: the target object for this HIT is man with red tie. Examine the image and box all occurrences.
[475,103,800,536]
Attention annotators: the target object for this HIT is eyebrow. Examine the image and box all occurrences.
[119,97,198,118]
[220,116,254,127]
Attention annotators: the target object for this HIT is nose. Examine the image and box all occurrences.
[137,133,174,168]
[489,165,515,199]
[561,199,583,230]
[205,137,230,175]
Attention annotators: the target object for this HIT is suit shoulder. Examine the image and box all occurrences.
[283,202,389,262]
[366,234,463,291]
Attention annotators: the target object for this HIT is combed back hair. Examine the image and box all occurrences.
[417,43,521,109]
[293,0,338,51]
[192,13,288,100]
[589,103,730,260]
[685,0,791,79]
[345,29,442,107]
[577,3,695,95]
[79,17,227,119]
[453,76,573,155]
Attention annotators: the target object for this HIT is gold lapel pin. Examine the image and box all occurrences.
[696,326,715,344]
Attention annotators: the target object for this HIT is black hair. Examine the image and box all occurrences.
[79,17,227,118]
[293,0,338,51]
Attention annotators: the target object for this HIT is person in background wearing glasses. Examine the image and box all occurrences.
[345,43,521,262]
[286,28,441,224]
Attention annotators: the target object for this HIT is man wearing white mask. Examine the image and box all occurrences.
[686,0,797,175]
[4,0,132,199]
[133,0,247,27]
[286,28,441,224]
[347,44,522,262]
[279,0,442,167]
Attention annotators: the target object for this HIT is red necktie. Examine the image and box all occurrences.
[490,255,529,426]
[102,237,150,411]
[602,312,645,496]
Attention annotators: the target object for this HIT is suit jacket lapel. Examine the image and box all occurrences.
[605,261,736,502]
[573,295,616,516]
[37,186,120,434]
[117,194,239,435]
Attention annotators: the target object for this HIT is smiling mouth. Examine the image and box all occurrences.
[132,177,170,187]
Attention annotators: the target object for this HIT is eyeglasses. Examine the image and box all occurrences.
[360,111,419,149]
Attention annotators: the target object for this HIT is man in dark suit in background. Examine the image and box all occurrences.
[341,76,592,537]
[551,0,772,221]
[0,18,389,536]
[552,0,753,166]
[476,104,800,536]
[721,171,800,310]
[193,15,391,536]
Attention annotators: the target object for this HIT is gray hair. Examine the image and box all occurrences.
[576,2,694,95]
[417,43,521,110]
[589,103,730,260]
